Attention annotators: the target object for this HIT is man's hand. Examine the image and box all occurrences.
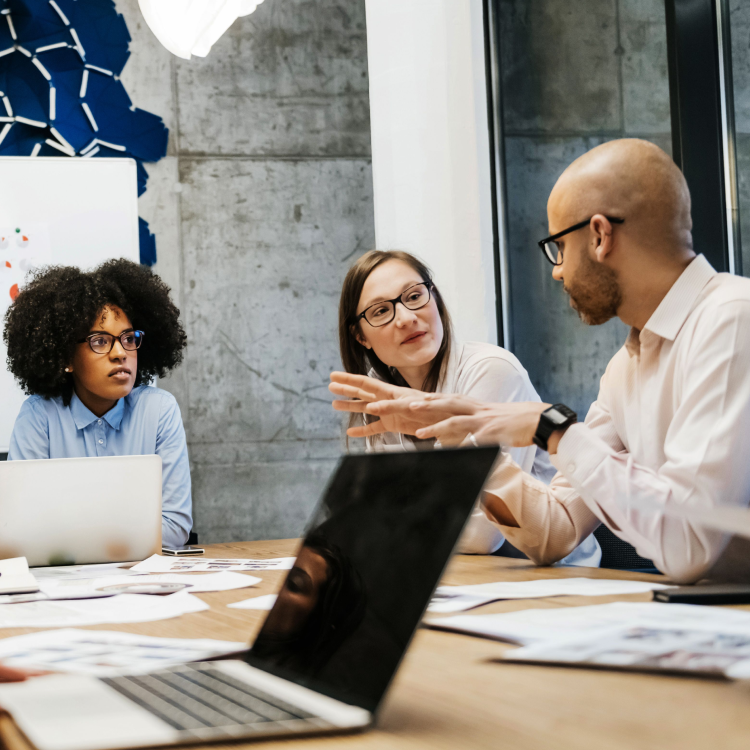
[328,372,429,438]
[407,396,550,447]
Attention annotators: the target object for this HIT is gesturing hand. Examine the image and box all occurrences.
[408,396,549,447]
[328,372,429,438]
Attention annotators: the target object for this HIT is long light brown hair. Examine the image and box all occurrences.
[338,250,453,393]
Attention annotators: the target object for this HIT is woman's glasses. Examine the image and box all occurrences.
[356,282,433,328]
[78,330,144,354]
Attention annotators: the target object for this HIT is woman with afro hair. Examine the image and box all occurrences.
[3,259,192,548]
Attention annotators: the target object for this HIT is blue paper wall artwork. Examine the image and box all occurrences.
[0,0,169,265]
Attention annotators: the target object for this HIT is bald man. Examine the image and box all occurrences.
[330,138,750,584]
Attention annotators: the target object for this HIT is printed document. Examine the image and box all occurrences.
[427,578,669,613]
[504,624,750,678]
[131,554,296,574]
[0,591,208,629]
[428,601,750,645]
[38,571,261,598]
[0,629,247,676]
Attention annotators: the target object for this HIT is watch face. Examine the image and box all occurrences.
[547,409,569,425]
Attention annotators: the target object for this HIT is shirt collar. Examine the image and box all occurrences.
[70,392,125,431]
[625,254,716,356]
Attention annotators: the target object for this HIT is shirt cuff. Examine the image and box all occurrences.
[549,422,614,488]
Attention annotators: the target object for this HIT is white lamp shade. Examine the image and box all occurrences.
[138,0,265,60]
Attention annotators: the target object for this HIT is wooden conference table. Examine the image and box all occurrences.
[1,540,750,750]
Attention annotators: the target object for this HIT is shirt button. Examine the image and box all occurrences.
[568,462,576,473]
[98,439,104,445]
[97,420,102,425]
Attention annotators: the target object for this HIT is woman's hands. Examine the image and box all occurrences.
[329,372,430,438]
[329,372,551,448]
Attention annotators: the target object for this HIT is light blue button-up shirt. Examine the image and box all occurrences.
[7,385,192,548]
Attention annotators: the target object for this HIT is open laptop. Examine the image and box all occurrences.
[0,455,162,567]
[0,447,499,750]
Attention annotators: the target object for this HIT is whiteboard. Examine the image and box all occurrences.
[0,157,140,452]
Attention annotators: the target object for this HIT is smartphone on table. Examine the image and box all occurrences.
[161,546,205,556]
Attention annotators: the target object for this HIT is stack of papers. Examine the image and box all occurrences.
[0,558,39,595]
[0,629,247,676]
[32,563,138,584]
[429,601,750,680]
[428,578,669,613]
[131,555,296,573]
[37,571,261,599]
[0,591,208,629]
[428,601,750,645]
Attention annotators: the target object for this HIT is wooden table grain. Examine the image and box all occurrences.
[1,540,749,750]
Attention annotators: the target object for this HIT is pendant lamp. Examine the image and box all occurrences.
[138,0,265,60]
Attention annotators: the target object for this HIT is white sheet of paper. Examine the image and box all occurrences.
[0,557,39,595]
[428,601,750,645]
[32,563,139,583]
[0,628,247,676]
[0,591,208,629]
[227,594,278,611]
[131,555,296,574]
[39,571,261,597]
[503,622,750,679]
[427,578,669,613]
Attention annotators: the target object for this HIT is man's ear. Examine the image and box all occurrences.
[590,214,615,263]
[351,324,372,350]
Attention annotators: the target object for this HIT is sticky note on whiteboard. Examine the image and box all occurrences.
[0,224,51,313]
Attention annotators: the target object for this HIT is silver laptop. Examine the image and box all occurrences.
[0,455,162,567]
[0,447,499,750]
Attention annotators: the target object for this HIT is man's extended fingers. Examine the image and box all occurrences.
[415,415,474,442]
[366,399,417,416]
[410,395,479,417]
[328,382,378,401]
[332,399,371,413]
[346,420,388,438]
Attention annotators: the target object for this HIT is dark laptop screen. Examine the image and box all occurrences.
[245,447,499,713]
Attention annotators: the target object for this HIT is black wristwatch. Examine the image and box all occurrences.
[533,404,577,452]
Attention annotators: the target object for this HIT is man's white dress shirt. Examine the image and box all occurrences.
[367,341,601,566]
[491,255,750,583]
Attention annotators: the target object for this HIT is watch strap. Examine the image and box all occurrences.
[533,404,578,452]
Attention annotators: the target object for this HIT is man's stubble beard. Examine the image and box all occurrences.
[564,252,622,326]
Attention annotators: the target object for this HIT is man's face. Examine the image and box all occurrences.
[548,203,622,326]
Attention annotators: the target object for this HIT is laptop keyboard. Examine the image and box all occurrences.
[101,662,331,740]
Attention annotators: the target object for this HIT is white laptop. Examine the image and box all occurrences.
[0,455,162,567]
[0,447,499,750]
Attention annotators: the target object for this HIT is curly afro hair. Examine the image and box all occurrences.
[3,259,187,405]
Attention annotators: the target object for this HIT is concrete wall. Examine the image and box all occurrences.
[117,0,374,542]
[498,0,671,418]
[499,0,750,419]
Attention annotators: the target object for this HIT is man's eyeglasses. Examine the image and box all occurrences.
[356,282,433,328]
[538,216,624,266]
[78,330,144,354]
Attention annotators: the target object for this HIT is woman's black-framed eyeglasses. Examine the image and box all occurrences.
[356,282,434,328]
[78,330,144,354]
[538,216,624,266]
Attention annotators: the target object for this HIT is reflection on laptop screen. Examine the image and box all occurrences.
[246,447,498,713]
